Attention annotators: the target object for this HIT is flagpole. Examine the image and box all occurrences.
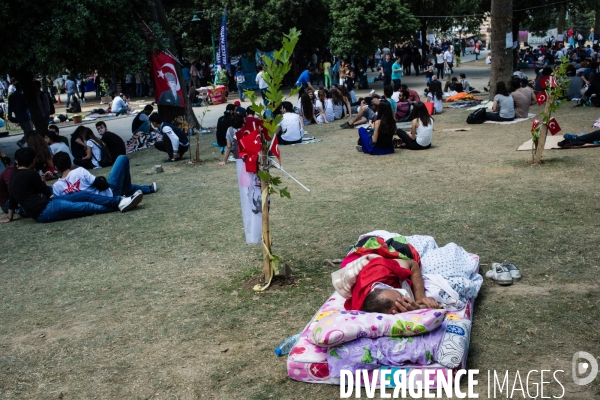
[268,157,310,192]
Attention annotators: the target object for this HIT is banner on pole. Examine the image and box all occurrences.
[217,7,229,67]
[152,52,185,107]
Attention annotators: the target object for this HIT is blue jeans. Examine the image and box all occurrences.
[36,192,121,223]
[108,155,151,196]
[237,83,246,100]
[136,83,142,97]
[66,92,77,108]
[135,120,151,134]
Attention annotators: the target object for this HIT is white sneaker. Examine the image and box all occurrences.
[150,182,157,193]
[501,260,521,281]
[486,264,513,285]
[118,190,143,212]
[227,155,235,162]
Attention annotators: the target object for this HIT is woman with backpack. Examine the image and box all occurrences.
[484,82,515,122]
[73,126,108,169]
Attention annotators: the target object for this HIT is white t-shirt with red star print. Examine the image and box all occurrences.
[52,167,112,197]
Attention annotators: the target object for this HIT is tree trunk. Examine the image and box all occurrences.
[260,150,271,283]
[512,15,521,70]
[595,8,600,39]
[16,68,47,134]
[557,3,566,36]
[489,0,513,99]
[533,95,554,163]
[151,0,200,129]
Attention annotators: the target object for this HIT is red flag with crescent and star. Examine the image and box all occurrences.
[151,52,185,107]
[547,117,561,135]
[531,119,541,133]
[238,125,262,173]
[269,135,281,163]
[536,91,548,106]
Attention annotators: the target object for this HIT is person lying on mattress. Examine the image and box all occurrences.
[333,248,441,314]
[357,257,440,314]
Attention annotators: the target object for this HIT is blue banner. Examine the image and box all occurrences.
[217,7,228,66]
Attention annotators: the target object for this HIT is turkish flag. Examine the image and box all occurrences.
[547,117,561,135]
[531,119,541,133]
[269,135,281,163]
[536,91,548,106]
[239,129,262,154]
[244,152,258,173]
[151,52,185,107]
[548,76,558,88]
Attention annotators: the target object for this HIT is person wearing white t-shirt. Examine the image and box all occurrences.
[396,102,433,150]
[52,152,156,198]
[443,49,454,73]
[255,65,269,106]
[276,102,303,144]
[45,131,74,166]
[426,80,443,114]
[72,126,105,169]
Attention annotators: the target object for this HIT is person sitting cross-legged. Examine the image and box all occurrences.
[275,101,303,145]
[340,96,380,129]
[52,152,157,198]
[396,102,433,150]
[356,100,395,155]
[0,148,143,224]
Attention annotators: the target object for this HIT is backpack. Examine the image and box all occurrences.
[466,107,486,124]
[91,140,113,167]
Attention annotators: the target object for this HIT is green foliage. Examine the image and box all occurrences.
[249,28,301,200]
[0,0,168,76]
[531,56,570,161]
[166,0,328,62]
[329,0,417,57]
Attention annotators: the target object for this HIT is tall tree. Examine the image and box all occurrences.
[0,0,165,133]
[151,0,200,128]
[329,0,417,58]
[489,0,513,99]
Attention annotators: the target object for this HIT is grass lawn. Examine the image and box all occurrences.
[1,102,600,399]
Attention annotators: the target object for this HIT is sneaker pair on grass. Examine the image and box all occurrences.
[485,260,521,285]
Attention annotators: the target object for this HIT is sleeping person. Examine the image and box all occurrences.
[356,258,441,314]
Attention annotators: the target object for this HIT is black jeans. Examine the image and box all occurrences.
[277,131,302,145]
[73,158,95,169]
[577,130,600,143]
[155,135,189,159]
[485,112,514,122]
[435,64,444,79]
[396,129,430,150]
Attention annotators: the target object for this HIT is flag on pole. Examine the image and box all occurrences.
[531,119,541,133]
[151,52,185,107]
[269,135,281,163]
[536,91,548,106]
[547,117,561,135]
[217,7,229,67]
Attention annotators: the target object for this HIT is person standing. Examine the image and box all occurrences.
[323,58,332,89]
[64,76,77,109]
[7,83,33,147]
[296,67,316,97]
[391,56,403,86]
[135,71,143,97]
[255,65,269,107]
[235,66,247,101]
[444,47,454,74]
[380,53,393,89]
[474,41,481,61]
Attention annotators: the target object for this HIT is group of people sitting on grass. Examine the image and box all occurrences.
[0,145,157,224]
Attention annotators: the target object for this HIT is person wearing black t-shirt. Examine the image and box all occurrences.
[95,121,126,160]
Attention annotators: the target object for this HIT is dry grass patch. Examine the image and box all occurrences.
[1,103,600,398]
